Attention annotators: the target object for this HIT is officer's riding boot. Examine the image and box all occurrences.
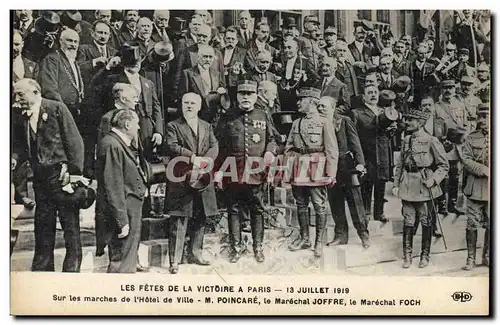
[463,229,477,271]
[402,226,414,268]
[228,210,243,263]
[373,182,388,223]
[482,229,489,267]
[418,226,432,268]
[252,213,265,263]
[314,213,327,257]
[432,212,442,237]
[289,208,311,251]
[327,227,348,246]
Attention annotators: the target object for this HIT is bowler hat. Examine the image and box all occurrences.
[152,41,174,62]
[61,10,82,29]
[391,76,411,93]
[34,11,61,35]
[378,90,396,107]
[297,87,321,99]
[282,17,297,29]
[237,80,258,93]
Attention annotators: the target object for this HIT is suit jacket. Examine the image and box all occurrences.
[140,57,175,112]
[151,25,175,43]
[13,57,39,83]
[77,42,116,97]
[165,117,219,217]
[410,60,436,100]
[135,38,156,59]
[244,40,277,72]
[38,50,84,116]
[118,24,137,46]
[11,98,84,175]
[95,131,148,256]
[316,76,351,113]
[22,31,58,63]
[333,114,365,184]
[235,27,253,48]
[13,19,35,39]
[348,41,373,65]
[91,68,164,140]
[243,69,279,85]
[350,105,391,180]
[174,44,224,98]
[172,32,197,58]
[393,57,411,77]
[222,46,247,87]
[76,20,94,45]
[178,65,225,123]
[377,70,400,91]
[335,60,359,99]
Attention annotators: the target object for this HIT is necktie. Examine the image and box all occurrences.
[322,78,328,91]
[20,22,26,34]
[261,73,266,81]
[99,45,106,58]
[244,31,248,43]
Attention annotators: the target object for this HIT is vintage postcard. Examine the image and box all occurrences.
[10,9,491,316]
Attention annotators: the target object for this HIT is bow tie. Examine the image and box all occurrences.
[21,109,33,117]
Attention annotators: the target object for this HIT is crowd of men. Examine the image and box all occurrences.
[11,10,490,274]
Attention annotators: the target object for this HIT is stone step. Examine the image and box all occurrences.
[333,228,486,269]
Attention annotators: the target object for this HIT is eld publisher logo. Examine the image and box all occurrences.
[452,292,473,302]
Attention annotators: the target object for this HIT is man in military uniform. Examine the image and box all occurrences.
[215,80,278,263]
[433,80,469,215]
[392,106,449,268]
[461,103,489,270]
[284,88,338,257]
[297,16,323,74]
[458,76,481,133]
[317,96,370,248]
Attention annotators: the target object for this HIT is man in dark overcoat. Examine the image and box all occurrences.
[12,78,84,272]
[95,109,148,273]
[164,93,219,274]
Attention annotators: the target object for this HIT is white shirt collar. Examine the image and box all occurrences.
[124,70,140,81]
[255,39,266,49]
[111,127,132,146]
[21,17,33,28]
[355,40,364,51]
[365,103,380,115]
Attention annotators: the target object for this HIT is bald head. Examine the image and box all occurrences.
[95,10,111,23]
[317,96,336,117]
[197,45,215,69]
[13,79,42,110]
[197,24,212,45]
[194,10,212,24]
[137,17,153,40]
[321,57,337,77]
[59,28,79,55]
[238,10,251,30]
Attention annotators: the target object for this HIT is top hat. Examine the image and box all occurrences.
[297,87,321,99]
[237,80,258,93]
[446,127,468,144]
[282,17,297,29]
[60,10,82,29]
[205,89,231,111]
[152,41,174,63]
[120,41,141,66]
[34,11,61,35]
[272,111,299,135]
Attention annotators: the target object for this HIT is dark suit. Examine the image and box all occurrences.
[96,131,148,273]
[92,68,164,159]
[221,46,247,103]
[316,76,351,114]
[151,25,175,43]
[76,20,94,45]
[174,44,224,99]
[22,31,58,63]
[351,104,392,218]
[77,42,116,87]
[335,60,359,100]
[348,41,373,64]
[328,114,368,240]
[117,24,136,46]
[14,19,35,39]
[135,38,156,59]
[165,117,219,266]
[410,60,436,102]
[38,50,85,124]
[178,65,226,123]
[12,99,84,272]
[12,57,39,83]
[377,70,400,91]
[393,57,411,77]
[235,27,253,48]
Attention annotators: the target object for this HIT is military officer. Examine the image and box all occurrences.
[461,103,489,270]
[433,79,469,215]
[392,106,449,269]
[215,80,278,263]
[458,75,481,133]
[317,96,370,248]
[284,88,338,258]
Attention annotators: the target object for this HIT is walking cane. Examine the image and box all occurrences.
[419,169,448,250]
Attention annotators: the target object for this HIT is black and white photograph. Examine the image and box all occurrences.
[9,8,491,316]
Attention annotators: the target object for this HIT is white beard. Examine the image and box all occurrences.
[64,49,77,62]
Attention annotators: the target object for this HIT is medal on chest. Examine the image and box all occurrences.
[252,133,261,143]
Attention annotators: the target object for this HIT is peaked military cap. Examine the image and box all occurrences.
[460,76,476,84]
[237,80,258,92]
[441,79,456,87]
[458,48,470,55]
[304,15,320,25]
[297,87,321,99]
[404,107,430,120]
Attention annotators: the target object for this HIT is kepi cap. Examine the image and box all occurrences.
[297,87,321,99]
[458,48,470,55]
[324,26,337,35]
[460,76,476,84]
[237,80,258,93]
[404,108,431,121]
[282,17,297,29]
[304,15,320,25]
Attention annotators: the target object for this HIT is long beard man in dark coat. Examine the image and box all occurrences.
[165,93,219,274]
[96,109,148,273]
[12,79,85,272]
